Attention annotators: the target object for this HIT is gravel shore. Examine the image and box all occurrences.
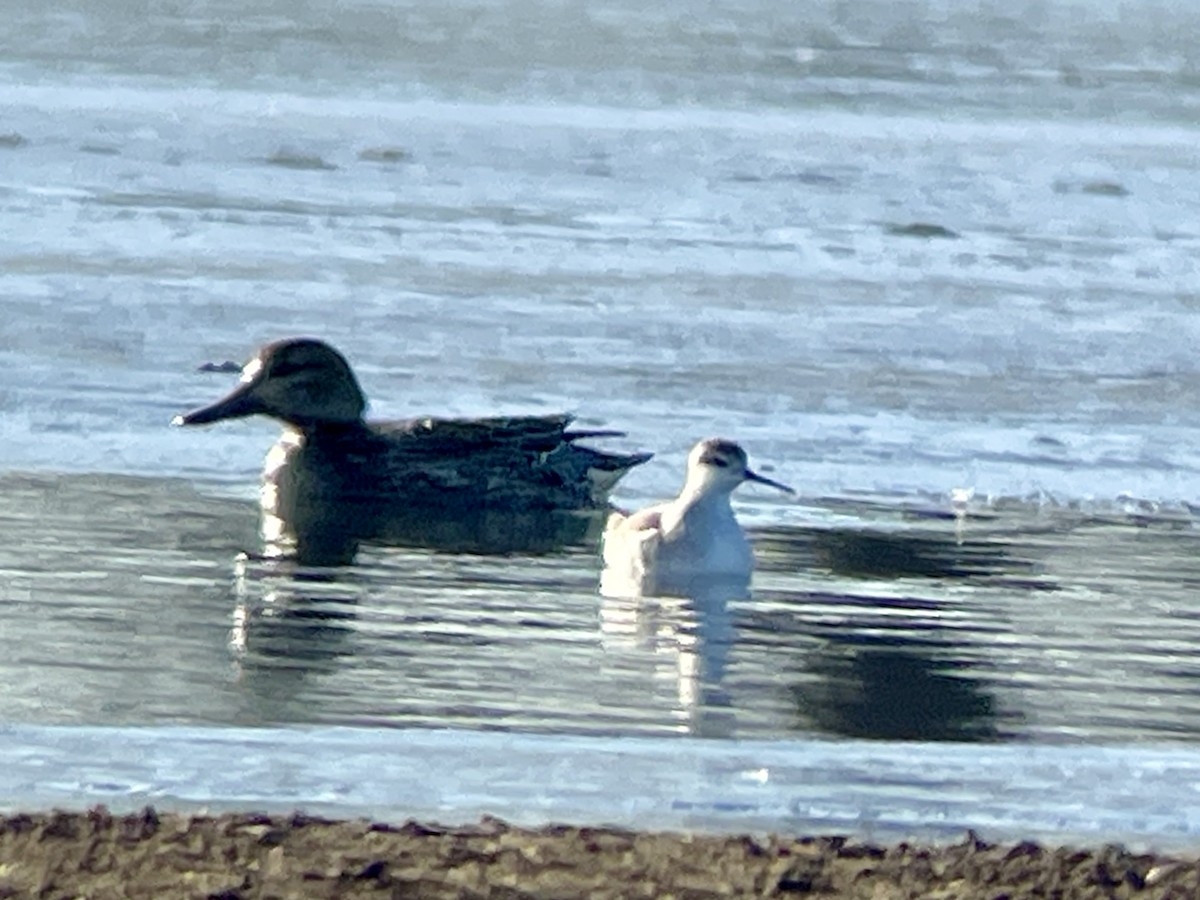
[0,808,1195,898]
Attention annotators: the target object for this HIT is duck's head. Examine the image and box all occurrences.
[173,338,367,430]
[685,438,794,496]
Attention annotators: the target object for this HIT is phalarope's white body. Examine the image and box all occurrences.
[601,438,793,595]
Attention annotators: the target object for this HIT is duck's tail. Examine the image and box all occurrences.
[530,418,652,505]
[575,447,654,503]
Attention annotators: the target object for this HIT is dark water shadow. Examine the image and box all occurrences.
[753,520,1054,589]
[740,512,1056,742]
[744,588,1016,742]
[790,626,1007,742]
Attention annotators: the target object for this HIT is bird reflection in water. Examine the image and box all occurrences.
[229,553,363,700]
[600,573,745,738]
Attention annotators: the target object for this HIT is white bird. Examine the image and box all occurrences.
[601,438,794,596]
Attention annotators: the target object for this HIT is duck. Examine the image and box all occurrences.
[173,337,652,564]
[601,438,793,595]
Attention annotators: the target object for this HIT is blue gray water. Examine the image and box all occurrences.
[4,0,1200,843]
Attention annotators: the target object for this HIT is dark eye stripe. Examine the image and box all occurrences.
[269,359,316,378]
[700,454,729,468]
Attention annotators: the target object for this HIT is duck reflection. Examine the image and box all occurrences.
[230,554,362,687]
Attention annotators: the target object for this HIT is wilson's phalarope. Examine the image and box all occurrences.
[173,337,652,564]
[601,438,793,594]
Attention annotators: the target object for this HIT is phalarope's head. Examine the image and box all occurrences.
[686,438,794,495]
[172,338,367,430]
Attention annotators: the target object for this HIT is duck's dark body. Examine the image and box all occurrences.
[262,414,649,563]
[175,339,650,565]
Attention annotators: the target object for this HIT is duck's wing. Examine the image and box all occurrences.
[368,414,650,508]
[372,413,576,452]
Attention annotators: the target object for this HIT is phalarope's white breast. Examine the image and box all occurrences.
[173,337,652,564]
[601,437,793,594]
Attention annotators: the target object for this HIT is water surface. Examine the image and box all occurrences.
[3,0,1200,842]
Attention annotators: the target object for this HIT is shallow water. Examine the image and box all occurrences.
[4,0,1200,842]
[8,725,1200,851]
[5,470,1200,750]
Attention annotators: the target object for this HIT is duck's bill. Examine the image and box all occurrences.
[745,469,795,494]
[171,383,264,426]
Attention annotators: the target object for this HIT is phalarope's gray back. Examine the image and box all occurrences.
[601,437,793,595]
[173,337,652,564]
